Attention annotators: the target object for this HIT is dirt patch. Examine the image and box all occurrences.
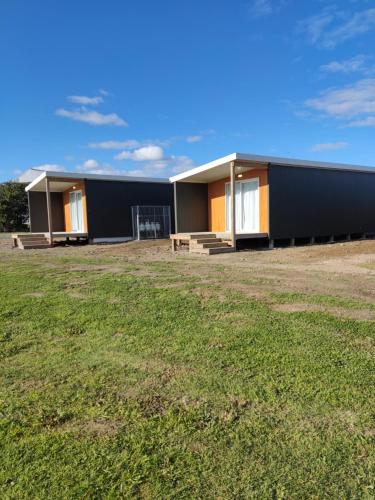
[5,237,375,316]
[23,292,45,298]
[62,418,122,437]
[65,291,87,299]
[137,394,169,417]
[223,283,269,300]
[67,264,126,274]
[107,297,122,304]
[271,302,375,321]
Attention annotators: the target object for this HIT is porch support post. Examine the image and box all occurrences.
[45,177,53,247]
[230,161,237,251]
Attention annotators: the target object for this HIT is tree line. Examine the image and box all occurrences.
[0,182,29,232]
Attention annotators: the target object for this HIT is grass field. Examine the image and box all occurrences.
[1,237,375,498]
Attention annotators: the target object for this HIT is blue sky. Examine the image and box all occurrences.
[1,0,375,182]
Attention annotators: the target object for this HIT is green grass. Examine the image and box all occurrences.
[1,252,374,498]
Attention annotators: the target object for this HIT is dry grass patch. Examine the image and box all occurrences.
[271,302,375,321]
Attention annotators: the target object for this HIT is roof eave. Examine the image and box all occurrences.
[25,171,47,192]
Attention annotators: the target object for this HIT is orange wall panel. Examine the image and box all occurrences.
[62,181,88,232]
[208,167,269,233]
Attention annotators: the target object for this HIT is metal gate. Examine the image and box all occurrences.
[131,206,171,240]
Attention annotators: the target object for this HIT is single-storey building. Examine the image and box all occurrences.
[13,170,174,248]
[170,153,375,254]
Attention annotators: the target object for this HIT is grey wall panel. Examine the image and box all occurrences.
[175,182,208,233]
[29,192,64,232]
[269,165,375,239]
[85,180,174,239]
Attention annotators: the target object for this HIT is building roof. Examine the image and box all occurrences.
[25,170,169,192]
[169,153,375,183]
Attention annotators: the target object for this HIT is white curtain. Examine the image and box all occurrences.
[226,180,259,233]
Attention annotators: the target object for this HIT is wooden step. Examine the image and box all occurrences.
[191,241,230,249]
[186,233,216,239]
[20,243,50,250]
[19,238,48,243]
[190,246,235,255]
[190,238,222,244]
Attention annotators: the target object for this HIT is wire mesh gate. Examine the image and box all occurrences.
[131,206,171,240]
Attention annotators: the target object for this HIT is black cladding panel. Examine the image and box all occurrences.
[269,164,375,239]
[29,191,65,232]
[174,182,209,233]
[85,180,174,239]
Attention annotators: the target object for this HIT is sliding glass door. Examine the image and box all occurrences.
[225,178,259,233]
[69,191,83,232]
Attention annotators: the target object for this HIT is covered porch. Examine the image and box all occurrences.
[169,154,270,254]
[24,171,88,247]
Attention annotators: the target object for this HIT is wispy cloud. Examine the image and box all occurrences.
[56,108,127,126]
[311,142,349,153]
[186,135,203,143]
[347,116,375,127]
[125,155,196,178]
[305,78,375,127]
[305,78,375,118]
[248,0,285,18]
[77,159,121,175]
[298,7,375,49]
[169,155,196,173]
[114,145,164,161]
[67,95,103,105]
[320,55,369,74]
[31,163,66,172]
[88,140,141,150]
[297,8,337,46]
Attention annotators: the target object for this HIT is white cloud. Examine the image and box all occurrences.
[305,79,375,121]
[248,0,284,18]
[347,116,375,127]
[324,8,375,48]
[298,7,375,49]
[298,9,336,46]
[99,89,110,96]
[186,135,203,143]
[114,145,164,161]
[67,95,103,105]
[311,142,349,152]
[320,55,368,74]
[111,153,195,178]
[32,164,66,172]
[88,140,141,150]
[77,159,121,175]
[56,108,127,126]
[169,155,196,173]
[124,169,149,177]
[123,155,195,178]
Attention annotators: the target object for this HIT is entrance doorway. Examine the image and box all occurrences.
[225,178,259,233]
[69,191,84,232]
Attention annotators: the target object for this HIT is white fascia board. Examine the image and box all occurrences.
[169,153,237,182]
[43,171,169,183]
[25,170,169,191]
[25,171,47,192]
